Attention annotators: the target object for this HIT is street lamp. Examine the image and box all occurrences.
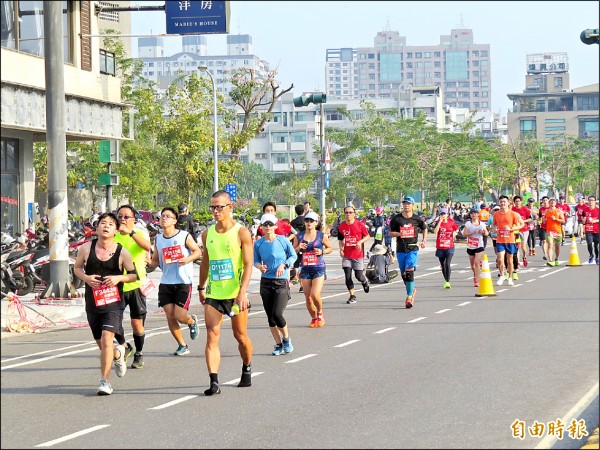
[198,65,219,193]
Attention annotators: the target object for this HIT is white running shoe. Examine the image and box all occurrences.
[508,278,514,286]
[497,276,504,286]
[114,344,127,377]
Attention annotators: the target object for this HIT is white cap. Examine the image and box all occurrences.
[304,211,320,222]
[260,213,278,225]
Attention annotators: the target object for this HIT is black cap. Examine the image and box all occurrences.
[178,203,188,213]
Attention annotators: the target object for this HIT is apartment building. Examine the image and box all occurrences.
[326,28,492,111]
[137,34,270,94]
[1,1,129,235]
[506,53,599,146]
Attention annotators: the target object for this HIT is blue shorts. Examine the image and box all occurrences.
[300,267,326,280]
[397,250,418,273]
[435,248,455,258]
[495,243,518,254]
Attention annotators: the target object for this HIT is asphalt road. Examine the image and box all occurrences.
[1,241,598,449]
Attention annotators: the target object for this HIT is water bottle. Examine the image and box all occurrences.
[229,304,240,317]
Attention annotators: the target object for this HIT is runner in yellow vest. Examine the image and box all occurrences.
[198,190,254,396]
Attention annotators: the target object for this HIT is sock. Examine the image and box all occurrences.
[238,364,252,387]
[133,334,145,353]
[406,281,415,297]
[204,373,221,396]
[282,337,290,344]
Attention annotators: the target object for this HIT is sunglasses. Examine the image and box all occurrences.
[344,211,354,214]
[261,222,276,227]
[161,215,177,220]
[209,204,230,212]
[117,215,133,220]
[304,218,316,223]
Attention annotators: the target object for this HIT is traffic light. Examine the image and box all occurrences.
[293,93,327,107]
[580,28,599,45]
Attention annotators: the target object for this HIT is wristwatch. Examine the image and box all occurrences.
[129,230,135,237]
[283,262,289,269]
[197,285,205,291]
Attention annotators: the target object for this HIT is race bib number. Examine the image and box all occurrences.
[399,225,415,239]
[162,245,184,264]
[210,258,234,281]
[585,223,594,232]
[498,229,512,239]
[549,231,559,239]
[467,237,480,248]
[139,277,155,297]
[92,285,121,307]
[302,251,318,266]
[345,235,357,246]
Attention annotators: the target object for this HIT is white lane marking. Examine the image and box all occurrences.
[539,267,568,278]
[435,309,451,314]
[535,382,599,449]
[526,279,536,282]
[1,341,95,363]
[35,425,110,447]
[1,348,97,371]
[496,289,508,293]
[222,371,265,385]
[373,327,396,334]
[407,317,427,323]
[334,339,361,348]
[285,354,318,364]
[148,395,198,410]
[511,284,522,288]
[457,301,471,306]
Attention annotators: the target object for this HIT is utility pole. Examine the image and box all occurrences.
[41,0,76,298]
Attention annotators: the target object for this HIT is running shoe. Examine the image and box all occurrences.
[523,258,528,267]
[272,343,284,356]
[596,258,599,265]
[299,286,304,293]
[97,379,113,396]
[346,295,357,304]
[531,250,536,256]
[513,272,519,280]
[546,261,555,267]
[589,256,594,264]
[443,281,451,289]
[497,276,504,286]
[554,259,560,266]
[309,318,319,328]
[316,313,325,327]
[543,255,547,261]
[114,344,127,378]
[508,278,514,286]
[362,281,370,293]
[282,337,293,354]
[474,280,480,287]
[189,314,199,340]
[405,289,416,308]
[131,352,144,369]
[204,382,221,396]
[174,344,190,356]
[123,342,134,364]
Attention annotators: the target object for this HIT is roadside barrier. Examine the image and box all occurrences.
[566,236,582,266]
[476,254,497,297]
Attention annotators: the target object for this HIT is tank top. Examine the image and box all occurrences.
[206,223,243,299]
[464,221,486,249]
[114,229,148,292]
[155,230,193,285]
[297,231,326,269]
[84,240,125,313]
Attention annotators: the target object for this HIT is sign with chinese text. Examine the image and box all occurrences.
[166,1,230,35]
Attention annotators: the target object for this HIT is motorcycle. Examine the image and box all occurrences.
[1,247,40,296]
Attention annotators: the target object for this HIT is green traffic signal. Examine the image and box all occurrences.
[580,28,599,45]
[293,93,327,107]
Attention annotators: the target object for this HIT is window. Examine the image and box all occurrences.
[577,95,599,111]
[326,110,344,121]
[415,52,422,58]
[536,100,545,112]
[520,119,537,138]
[554,77,563,88]
[1,1,73,62]
[255,153,267,159]
[272,153,287,164]
[1,138,20,235]
[406,52,412,58]
[579,117,599,138]
[434,52,440,57]
[294,112,308,121]
[272,132,288,143]
[291,132,306,143]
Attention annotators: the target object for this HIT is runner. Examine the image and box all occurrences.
[525,198,538,256]
[538,196,550,260]
[433,207,458,289]
[511,195,533,271]
[463,209,489,287]
[583,195,599,264]
[389,196,427,308]
[557,196,571,245]
[492,196,524,286]
[544,198,565,267]
[575,197,588,244]
[337,205,371,304]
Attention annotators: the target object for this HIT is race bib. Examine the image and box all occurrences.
[345,236,357,246]
[467,237,480,248]
[585,223,594,232]
[498,229,512,239]
[162,245,184,264]
[92,285,121,307]
[549,231,559,239]
[210,258,234,281]
[139,277,155,297]
[302,251,318,266]
[399,225,415,239]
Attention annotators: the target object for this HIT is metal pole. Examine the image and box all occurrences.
[199,67,218,192]
[106,162,112,212]
[320,102,326,222]
[42,1,75,298]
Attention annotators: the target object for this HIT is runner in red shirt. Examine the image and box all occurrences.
[583,196,599,264]
[433,208,459,289]
[337,205,371,304]
[557,197,571,244]
[575,197,589,243]
[511,196,533,267]
[537,196,550,260]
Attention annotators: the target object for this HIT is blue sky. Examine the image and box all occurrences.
[130,1,599,115]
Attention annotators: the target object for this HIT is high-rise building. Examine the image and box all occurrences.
[137,34,270,95]
[326,28,492,111]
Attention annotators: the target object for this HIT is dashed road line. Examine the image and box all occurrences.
[407,317,427,323]
[435,309,451,314]
[148,395,198,410]
[35,425,110,447]
[334,339,361,348]
[457,301,472,306]
[373,327,396,334]
[285,354,318,364]
[223,372,265,385]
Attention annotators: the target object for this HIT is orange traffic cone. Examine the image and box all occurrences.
[476,254,497,297]
[566,236,581,266]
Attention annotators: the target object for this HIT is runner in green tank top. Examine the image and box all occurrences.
[199,190,254,396]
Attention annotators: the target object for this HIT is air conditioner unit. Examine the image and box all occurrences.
[561,89,569,92]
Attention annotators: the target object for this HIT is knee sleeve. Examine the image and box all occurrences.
[402,270,414,282]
